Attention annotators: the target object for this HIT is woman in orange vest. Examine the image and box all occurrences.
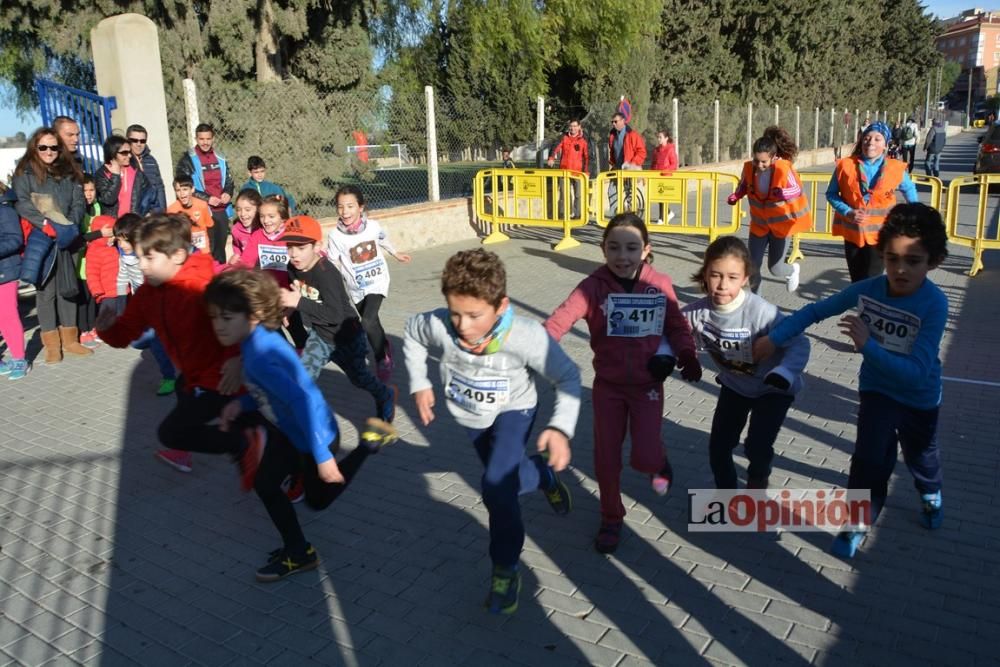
[727,126,811,293]
[827,121,918,282]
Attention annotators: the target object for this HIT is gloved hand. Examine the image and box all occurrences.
[647,355,676,382]
[726,193,739,206]
[677,350,702,382]
[764,372,791,391]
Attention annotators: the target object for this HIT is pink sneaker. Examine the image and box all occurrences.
[80,329,101,348]
[155,449,193,473]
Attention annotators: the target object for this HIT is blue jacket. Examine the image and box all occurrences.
[177,147,235,218]
[0,194,23,285]
[138,147,168,212]
[825,155,919,217]
[238,325,339,463]
[240,179,297,214]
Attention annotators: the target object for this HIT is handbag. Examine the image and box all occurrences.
[55,249,80,299]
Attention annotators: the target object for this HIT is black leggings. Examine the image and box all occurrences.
[77,279,97,332]
[210,209,230,263]
[844,242,884,283]
[254,425,370,554]
[356,294,387,361]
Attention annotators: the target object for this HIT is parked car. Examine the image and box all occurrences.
[974,124,1000,174]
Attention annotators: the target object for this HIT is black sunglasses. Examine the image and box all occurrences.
[127,138,147,144]
[117,149,132,155]
[37,144,61,153]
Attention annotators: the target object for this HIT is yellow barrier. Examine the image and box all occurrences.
[788,172,945,263]
[592,170,742,241]
[473,168,589,251]
[945,174,1000,276]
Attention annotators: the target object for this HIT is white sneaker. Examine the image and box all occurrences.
[666,210,676,222]
[786,262,801,293]
[653,218,664,225]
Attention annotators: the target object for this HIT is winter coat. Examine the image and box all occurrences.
[12,169,83,285]
[607,125,647,169]
[83,215,122,302]
[549,132,591,174]
[94,161,149,219]
[137,147,168,212]
[0,194,23,285]
[651,143,678,173]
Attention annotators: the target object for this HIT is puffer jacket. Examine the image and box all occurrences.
[0,194,23,284]
[94,160,149,218]
[12,169,83,285]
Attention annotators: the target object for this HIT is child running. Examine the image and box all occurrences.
[753,203,948,558]
[404,248,580,614]
[206,268,397,582]
[682,236,810,489]
[166,176,214,257]
[279,215,397,424]
[95,213,247,475]
[545,212,699,554]
[727,126,811,294]
[256,194,307,348]
[228,188,264,267]
[326,185,410,382]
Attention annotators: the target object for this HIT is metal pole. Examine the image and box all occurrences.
[925,78,931,126]
[814,107,820,150]
[425,85,440,202]
[795,105,800,149]
[747,102,753,159]
[182,78,199,149]
[829,108,835,146]
[774,103,779,126]
[536,95,545,151]
[672,97,680,164]
[853,108,859,143]
[713,99,720,163]
[966,68,974,128]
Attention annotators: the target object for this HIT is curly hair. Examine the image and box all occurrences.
[441,248,507,308]
[878,203,949,264]
[204,268,284,330]
[752,126,798,162]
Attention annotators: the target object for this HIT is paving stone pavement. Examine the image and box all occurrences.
[2,141,999,667]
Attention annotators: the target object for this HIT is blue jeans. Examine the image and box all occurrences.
[924,152,942,177]
[466,408,551,568]
[131,329,176,380]
[850,391,942,521]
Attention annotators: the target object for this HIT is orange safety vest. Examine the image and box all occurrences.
[742,159,812,238]
[831,157,906,248]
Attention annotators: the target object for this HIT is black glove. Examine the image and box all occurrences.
[647,355,676,382]
[764,372,790,391]
[677,350,702,382]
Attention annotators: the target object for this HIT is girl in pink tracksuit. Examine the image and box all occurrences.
[545,213,700,554]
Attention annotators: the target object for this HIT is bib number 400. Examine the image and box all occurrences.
[860,313,909,339]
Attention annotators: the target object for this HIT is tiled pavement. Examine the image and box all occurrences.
[1,136,998,666]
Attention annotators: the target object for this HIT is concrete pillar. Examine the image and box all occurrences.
[91,14,174,204]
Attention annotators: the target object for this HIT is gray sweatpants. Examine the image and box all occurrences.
[748,232,794,293]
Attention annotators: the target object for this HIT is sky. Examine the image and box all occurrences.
[0,2,987,137]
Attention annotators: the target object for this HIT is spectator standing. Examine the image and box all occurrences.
[650,130,678,224]
[241,156,297,214]
[547,119,590,218]
[95,135,148,219]
[901,117,919,173]
[923,120,946,178]
[126,124,167,213]
[607,112,647,214]
[175,123,234,263]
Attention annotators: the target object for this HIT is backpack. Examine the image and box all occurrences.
[902,124,915,142]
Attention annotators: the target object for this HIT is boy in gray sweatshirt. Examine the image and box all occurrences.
[403,248,581,615]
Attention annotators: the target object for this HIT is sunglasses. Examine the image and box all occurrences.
[117,150,132,155]
[37,145,61,153]
[127,138,147,144]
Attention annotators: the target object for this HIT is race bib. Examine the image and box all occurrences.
[858,296,920,355]
[701,322,754,365]
[446,371,510,415]
[353,257,387,290]
[259,243,288,272]
[606,293,666,337]
[191,229,208,250]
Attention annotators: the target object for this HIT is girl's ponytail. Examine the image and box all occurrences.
[761,125,798,162]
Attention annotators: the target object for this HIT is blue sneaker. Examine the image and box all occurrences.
[831,530,865,558]
[485,566,521,614]
[7,359,28,381]
[920,491,943,530]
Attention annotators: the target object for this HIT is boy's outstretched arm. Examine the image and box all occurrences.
[404,312,438,426]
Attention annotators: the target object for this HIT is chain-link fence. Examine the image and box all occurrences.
[166,82,956,215]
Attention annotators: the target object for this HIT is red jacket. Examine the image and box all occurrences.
[607,126,647,169]
[98,253,237,391]
[545,263,695,385]
[549,132,590,174]
[84,215,121,302]
[651,143,678,173]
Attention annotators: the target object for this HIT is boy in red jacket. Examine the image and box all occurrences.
[95,213,257,480]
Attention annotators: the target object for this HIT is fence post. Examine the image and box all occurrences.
[774,103,779,126]
[425,85,440,203]
[747,102,753,159]
[795,105,800,148]
[713,99,720,163]
[536,95,545,152]
[672,97,680,164]
[183,78,199,149]
[853,108,859,143]
[814,107,820,150]
[829,108,835,146]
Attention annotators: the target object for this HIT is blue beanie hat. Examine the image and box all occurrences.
[864,121,892,143]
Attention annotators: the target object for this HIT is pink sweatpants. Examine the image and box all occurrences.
[0,281,25,359]
[592,377,667,523]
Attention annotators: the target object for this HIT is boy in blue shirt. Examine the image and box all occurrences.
[242,156,297,215]
[754,203,949,558]
[205,268,396,582]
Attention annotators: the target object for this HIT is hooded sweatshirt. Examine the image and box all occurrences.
[545,263,695,385]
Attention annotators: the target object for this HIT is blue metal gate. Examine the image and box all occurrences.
[34,78,117,174]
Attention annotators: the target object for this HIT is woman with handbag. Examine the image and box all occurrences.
[12,127,92,363]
